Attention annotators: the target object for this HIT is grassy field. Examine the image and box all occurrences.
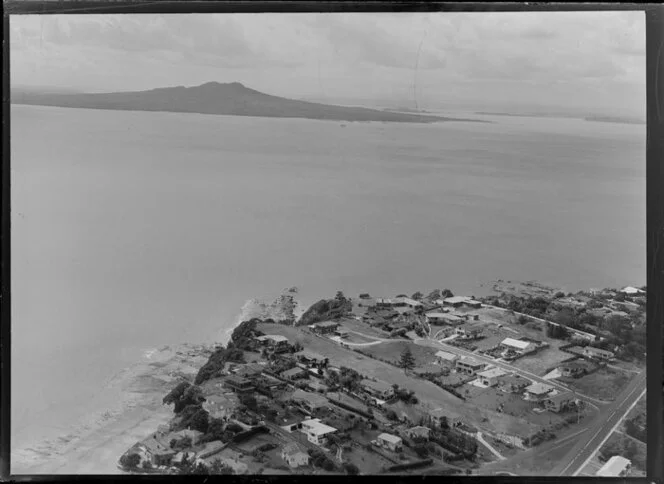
[511,347,574,376]
[337,318,391,339]
[598,431,647,474]
[354,341,438,367]
[559,367,632,401]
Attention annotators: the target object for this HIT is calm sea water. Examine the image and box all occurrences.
[10,105,645,455]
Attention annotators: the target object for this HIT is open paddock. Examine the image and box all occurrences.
[559,367,633,401]
[510,346,575,376]
[355,341,439,367]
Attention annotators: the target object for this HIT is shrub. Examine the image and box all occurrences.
[344,462,360,475]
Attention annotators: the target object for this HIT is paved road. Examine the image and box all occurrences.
[548,370,646,476]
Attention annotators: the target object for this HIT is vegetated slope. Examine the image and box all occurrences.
[12,81,478,123]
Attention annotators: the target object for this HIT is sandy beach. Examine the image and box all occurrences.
[12,344,212,475]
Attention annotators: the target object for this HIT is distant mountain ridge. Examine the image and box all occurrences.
[12,81,483,124]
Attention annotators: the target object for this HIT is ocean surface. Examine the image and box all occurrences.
[10,105,645,461]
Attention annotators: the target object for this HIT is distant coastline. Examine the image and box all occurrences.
[11,82,486,125]
[475,111,645,125]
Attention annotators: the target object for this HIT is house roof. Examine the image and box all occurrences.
[282,442,306,457]
[443,296,471,304]
[525,383,554,395]
[478,367,508,379]
[435,350,458,361]
[257,334,289,343]
[426,312,449,318]
[225,375,252,386]
[301,418,337,436]
[457,356,483,367]
[501,338,531,350]
[360,379,393,393]
[395,297,423,306]
[313,321,340,328]
[139,435,175,456]
[171,429,203,441]
[407,426,431,435]
[596,456,632,476]
[460,323,484,332]
[585,346,614,356]
[296,350,326,361]
[620,286,644,294]
[378,433,403,444]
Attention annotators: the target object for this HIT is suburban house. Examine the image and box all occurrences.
[360,379,395,400]
[300,418,337,445]
[235,363,265,379]
[500,338,535,356]
[136,434,176,466]
[524,382,555,401]
[477,367,508,387]
[202,394,238,420]
[306,379,330,393]
[438,314,465,326]
[393,297,424,309]
[224,375,255,394]
[455,357,486,375]
[544,392,576,413]
[498,374,530,394]
[376,298,395,307]
[425,312,450,325]
[559,361,588,378]
[311,321,340,335]
[442,296,471,308]
[583,346,615,361]
[428,408,461,429]
[335,327,350,339]
[374,433,403,452]
[436,350,459,364]
[279,414,304,433]
[256,335,289,347]
[404,426,431,441]
[281,442,309,468]
[596,456,632,477]
[455,323,484,340]
[296,351,327,366]
[619,286,644,295]
[291,389,330,414]
[280,367,308,381]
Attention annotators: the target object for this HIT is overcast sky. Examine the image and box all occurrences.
[10,11,645,116]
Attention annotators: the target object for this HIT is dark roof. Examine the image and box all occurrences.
[225,375,252,386]
[360,379,393,393]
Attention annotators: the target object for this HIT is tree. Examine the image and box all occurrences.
[163,381,192,406]
[336,291,346,302]
[209,459,234,474]
[441,289,454,298]
[120,453,141,470]
[344,463,360,475]
[412,291,424,301]
[400,347,416,371]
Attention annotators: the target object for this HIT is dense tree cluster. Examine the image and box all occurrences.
[297,296,353,326]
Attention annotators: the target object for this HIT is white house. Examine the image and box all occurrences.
[435,350,459,364]
[476,367,508,387]
[300,418,337,445]
[619,286,644,295]
[375,433,403,452]
[281,442,309,468]
[500,338,534,355]
[596,456,632,477]
[524,382,554,401]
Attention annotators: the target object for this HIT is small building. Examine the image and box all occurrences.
[296,351,327,365]
[583,346,615,361]
[477,367,508,387]
[291,389,330,414]
[498,374,530,394]
[436,350,459,364]
[279,414,304,433]
[500,338,534,355]
[169,429,204,446]
[256,335,289,346]
[438,314,465,326]
[300,418,337,445]
[224,375,255,394]
[335,327,350,339]
[464,299,482,309]
[281,442,309,468]
[455,357,485,376]
[619,286,644,295]
[280,367,308,381]
[524,382,555,401]
[455,323,484,340]
[559,361,588,378]
[202,394,238,420]
[376,297,395,307]
[394,297,424,309]
[375,433,403,452]
[235,363,265,379]
[544,392,575,413]
[360,379,395,400]
[306,379,330,393]
[596,456,632,477]
[137,435,176,466]
[311,321,340,335]
[426,312,450,325]
[405,426,431,441]
[442,296,471,307]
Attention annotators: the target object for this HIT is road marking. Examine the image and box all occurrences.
[570,385,646,476]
